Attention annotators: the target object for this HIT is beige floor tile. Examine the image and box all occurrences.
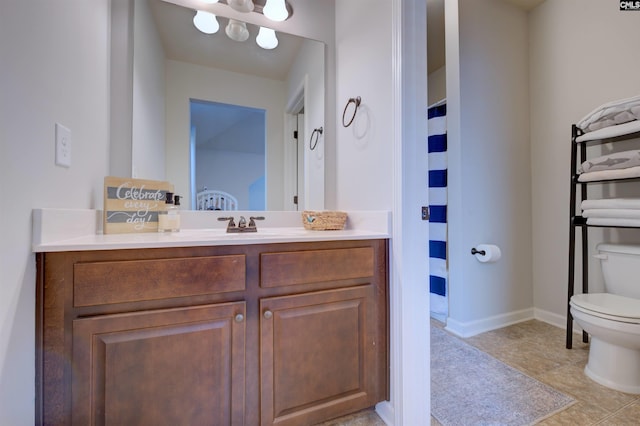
[524,337,590,366]
[465,327,527,351]
[536,360,636,413]
[536,401,611,425]
[598,400,640,426]
[482,342,565,377]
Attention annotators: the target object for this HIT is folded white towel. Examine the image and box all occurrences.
[586,217,640,227]
[581,198,640,210]
[577,165,640,182]
[586,111,637,132]
[579,149,640,173]
[582,209,640,219]
[577,94,640,132]
[576,120,640,142]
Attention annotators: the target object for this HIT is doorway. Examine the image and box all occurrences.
[189,99,266,210]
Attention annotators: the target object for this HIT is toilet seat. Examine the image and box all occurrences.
[571,293,640,324]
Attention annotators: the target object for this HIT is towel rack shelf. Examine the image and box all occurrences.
[572,216,640,229]
[567,123,640,349]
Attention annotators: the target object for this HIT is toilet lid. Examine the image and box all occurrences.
[571,293,640,323]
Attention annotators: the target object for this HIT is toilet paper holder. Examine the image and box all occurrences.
[471,247,486,256]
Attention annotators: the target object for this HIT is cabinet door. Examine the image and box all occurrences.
[72,301,246,426]
[260,285,382,426]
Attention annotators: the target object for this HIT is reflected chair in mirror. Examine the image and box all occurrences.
[196,189,239,211]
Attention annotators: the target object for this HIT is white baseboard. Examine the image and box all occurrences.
[533,307,584,335]
[441,307,586,338]
[444,308,535,338]
[430,311,447,323]
[375,401,395,426]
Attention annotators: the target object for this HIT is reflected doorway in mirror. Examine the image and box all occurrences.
[190,99,266,211]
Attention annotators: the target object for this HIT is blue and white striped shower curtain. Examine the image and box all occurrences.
[428,102,448,318]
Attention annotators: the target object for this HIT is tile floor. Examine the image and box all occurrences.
[325,319,640,425]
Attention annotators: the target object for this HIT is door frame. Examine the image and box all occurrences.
[284,77,307,210]
[375,0,431,425]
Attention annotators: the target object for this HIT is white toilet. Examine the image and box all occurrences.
[570,243,640,394]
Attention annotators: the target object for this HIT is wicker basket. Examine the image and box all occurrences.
[301,211,348,230]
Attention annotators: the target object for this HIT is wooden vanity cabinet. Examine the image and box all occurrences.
[36,239,388,426]
[259,246,388,426]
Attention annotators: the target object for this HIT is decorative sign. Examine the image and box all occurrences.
[103,176,173,234]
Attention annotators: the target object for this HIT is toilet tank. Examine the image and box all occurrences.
[596,243,640,299]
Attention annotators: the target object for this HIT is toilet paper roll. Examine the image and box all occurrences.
[474,244,502,263]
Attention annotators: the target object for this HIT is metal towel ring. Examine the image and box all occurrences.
[309,127,323,150]
[342,96,361,128]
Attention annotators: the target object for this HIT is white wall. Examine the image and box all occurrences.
[0,0,111,423]
[132,0,166,180]
[530,0,640,324]
[335,0,395,210]
[164,60,286,210]
[446,0,533,336]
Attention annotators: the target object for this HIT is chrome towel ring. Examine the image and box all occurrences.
[342,96,361,128]
[310,127,323,150]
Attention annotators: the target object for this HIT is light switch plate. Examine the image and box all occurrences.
[55,123,71,168]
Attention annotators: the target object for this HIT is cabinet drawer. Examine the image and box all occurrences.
[260,247,374,288]
[73,255,246,307]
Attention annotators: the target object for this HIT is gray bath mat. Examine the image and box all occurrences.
[431,327,575,426]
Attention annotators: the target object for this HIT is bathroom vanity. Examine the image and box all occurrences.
[33,210,390,425]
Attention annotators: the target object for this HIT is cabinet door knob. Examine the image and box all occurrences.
[235,313,244,323]
[263,310,273,319]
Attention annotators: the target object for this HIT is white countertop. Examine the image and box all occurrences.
[32,209,391,252]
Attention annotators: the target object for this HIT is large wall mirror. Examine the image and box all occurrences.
[119,0,326,211]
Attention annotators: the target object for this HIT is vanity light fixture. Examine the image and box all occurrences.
[262,0,288,22]
[193,10,220,34]
[192,0,290,48]
[225,19,250,42]
[256,27,278,49]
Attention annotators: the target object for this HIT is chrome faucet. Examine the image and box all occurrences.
[249,216,265,227]
[218,215,265,233]
[218,216,236,232]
